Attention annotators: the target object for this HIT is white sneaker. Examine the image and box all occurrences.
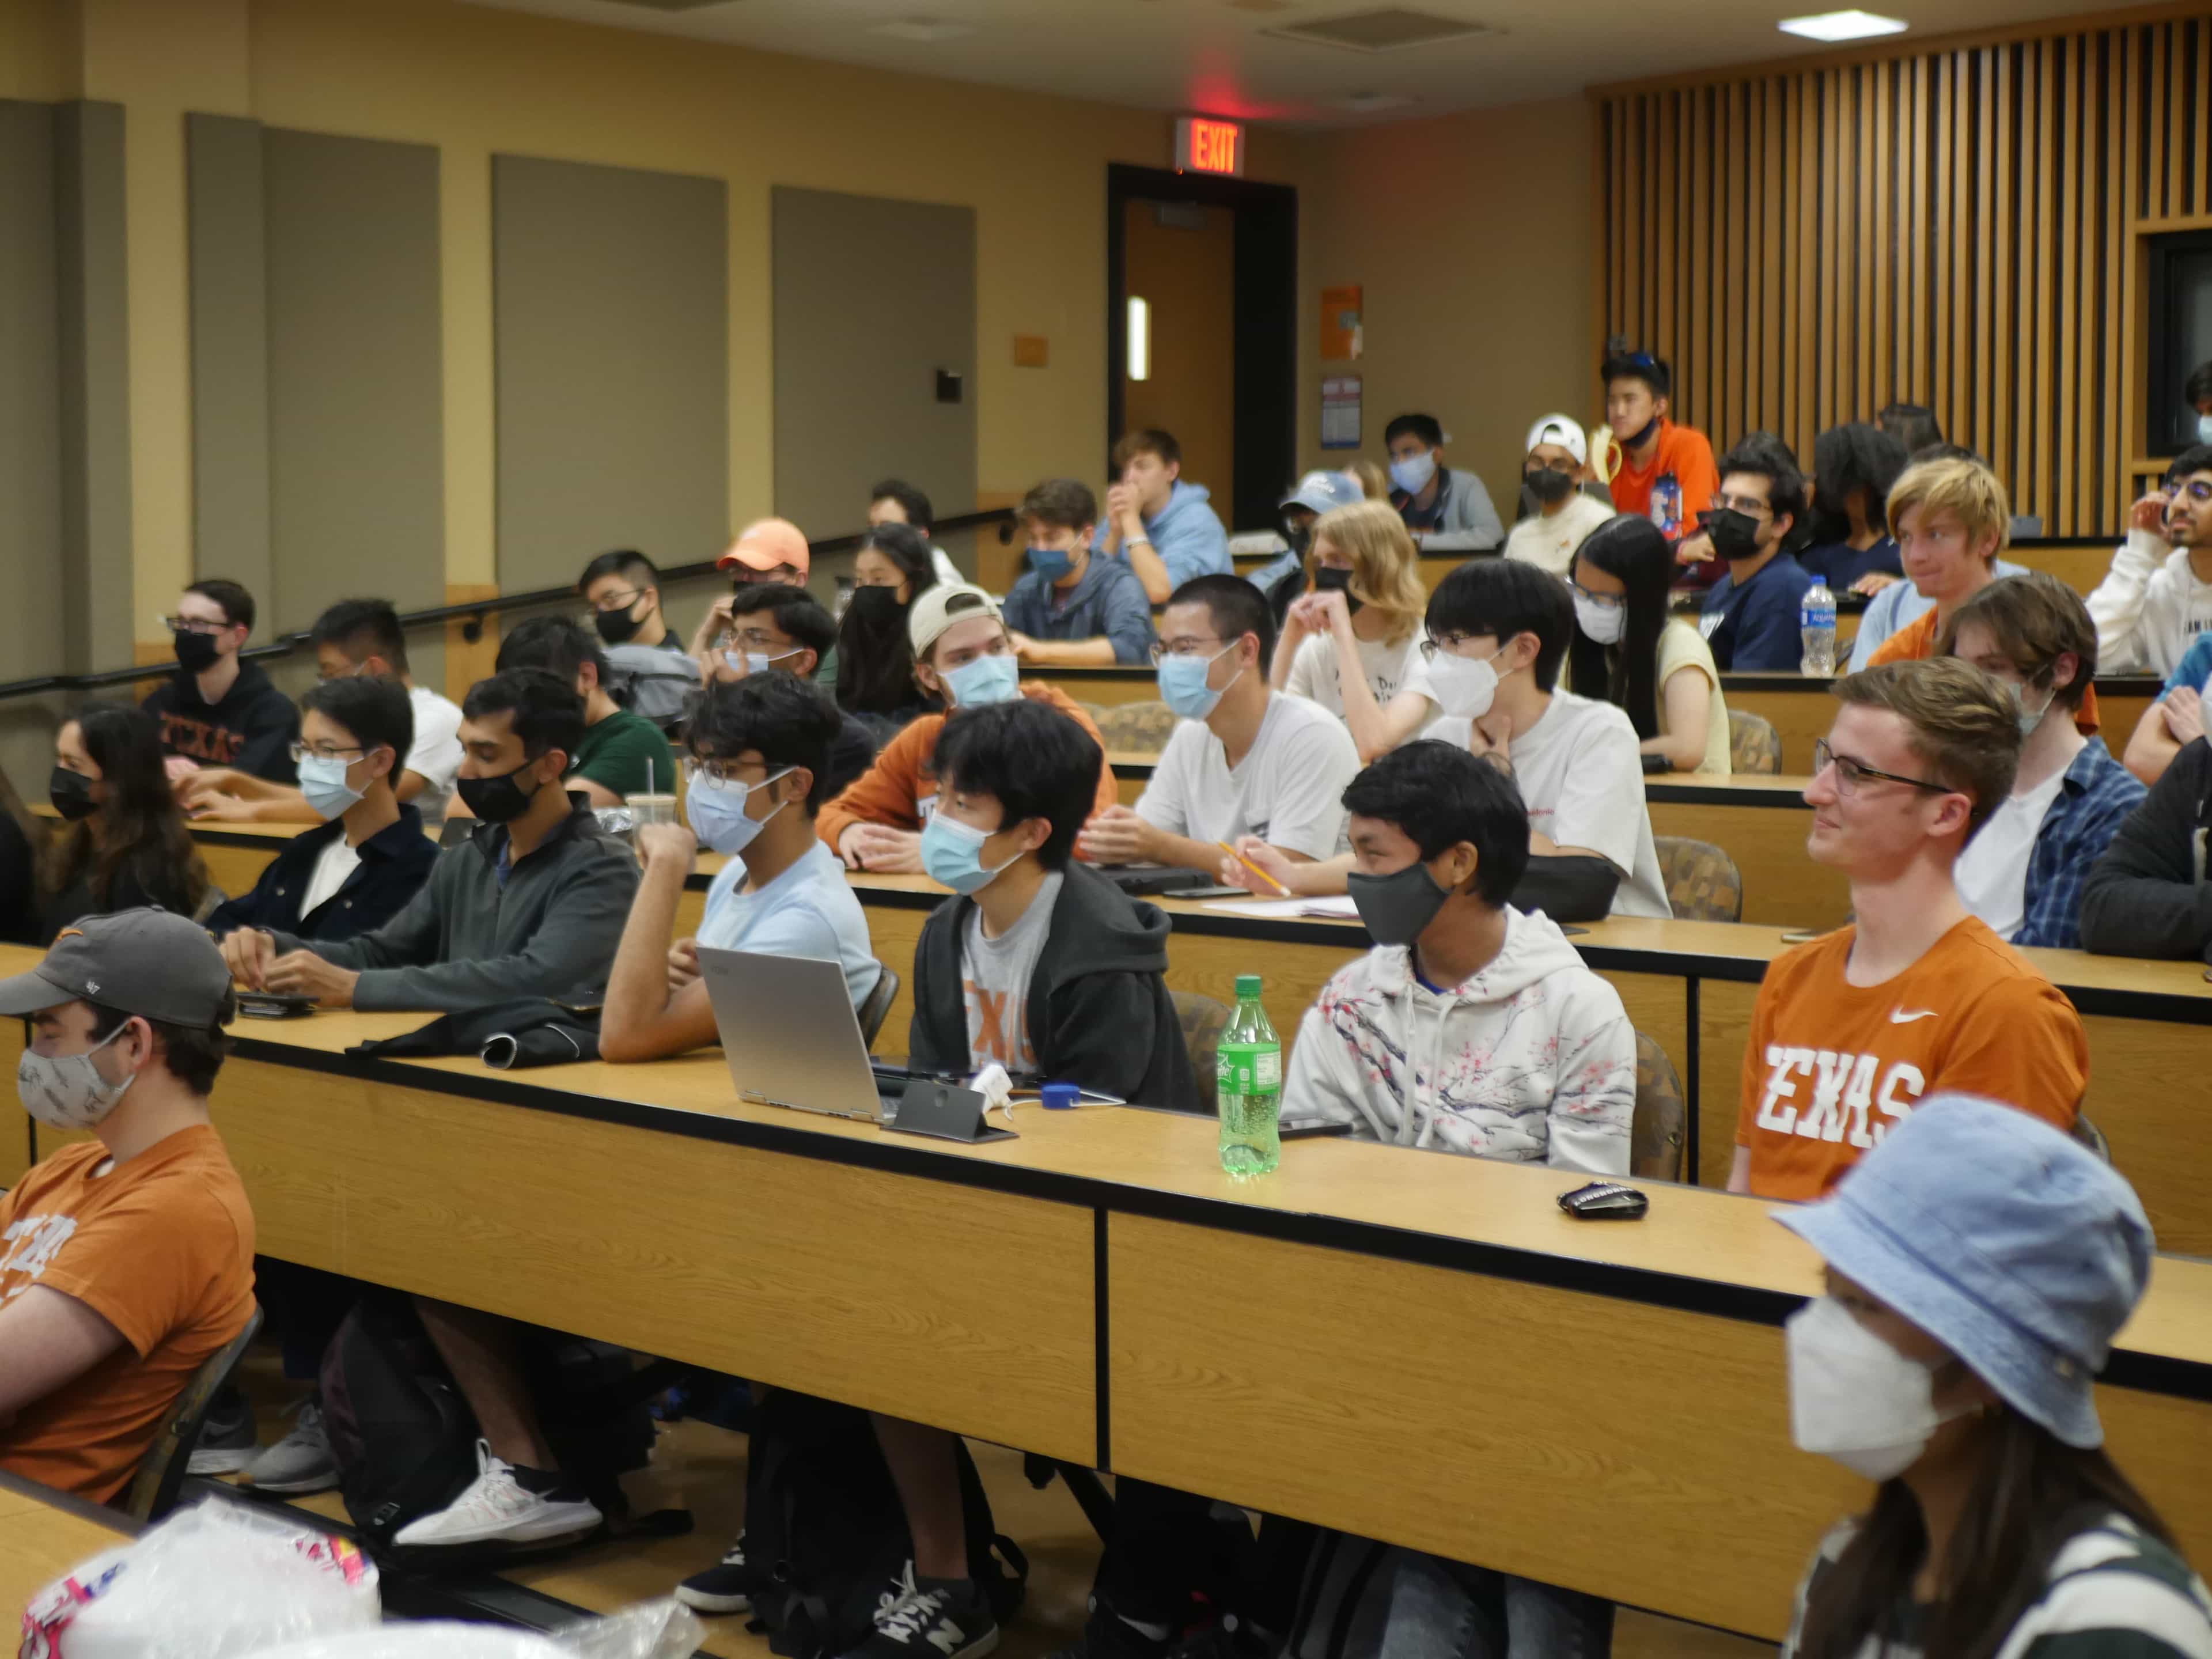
[391,1440,603,1547]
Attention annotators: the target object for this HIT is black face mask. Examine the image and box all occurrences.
[593,603,645,647]
[1347,861,1452,948]
[1526,466,1577,505]
[172,629,221,675]
[454,759,546,825]
[1706,508,1764,562]
[1621,414,1661,452]
[847,585,904,626]
[1312,566,1363,616]
[1285,521,1314,558]
[48,767,97,823]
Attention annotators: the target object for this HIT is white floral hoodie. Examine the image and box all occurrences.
[1283,907,1635,1173]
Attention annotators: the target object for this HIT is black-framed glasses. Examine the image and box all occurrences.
[162,615,231,636]
[1418,633,1487,662]
[290,741,366,764]
[1149,636,1228,664]
[1569,582,1624,610]
[1812,738,1952,797]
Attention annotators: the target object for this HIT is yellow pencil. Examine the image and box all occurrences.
[1218,840,1289,897]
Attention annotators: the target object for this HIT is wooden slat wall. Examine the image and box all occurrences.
[1596,15,2212,539]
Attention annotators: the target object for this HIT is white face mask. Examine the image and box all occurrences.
[1787,1296,1964,1482]
[18,1022,136,1131]
[1389,451,1438,495]
[1574,594,1627,646]
[1426,646,1516,721]
[2014,679,2056,738]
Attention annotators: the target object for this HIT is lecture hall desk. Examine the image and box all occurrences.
[0,1469,134,1623]
[2,955,2209,1645]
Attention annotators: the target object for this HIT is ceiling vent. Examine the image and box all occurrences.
[1263,8,1494,52]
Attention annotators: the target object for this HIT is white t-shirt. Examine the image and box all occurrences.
[1955,762,2071,941]
[960,870,1063,1074]
[1502,494,1616,579]
[1427,690,1672,918]
[1134,692,1362,861]
[1282,627,1433,719]
[298,835,363,918]
[407,685,465,821]
[699,839,881,1010]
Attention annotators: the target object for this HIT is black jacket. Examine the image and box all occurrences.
[2078,737,2212,963]
[204,806,437,942]
[38,850,199,946]
[908,862,1200,1112]
[141,660,301,782]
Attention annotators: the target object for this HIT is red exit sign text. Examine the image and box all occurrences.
[1175,117,1245,177]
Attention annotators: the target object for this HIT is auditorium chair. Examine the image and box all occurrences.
[1654,837,1745,923]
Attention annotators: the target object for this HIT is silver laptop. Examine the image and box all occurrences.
[699,947,887,1123]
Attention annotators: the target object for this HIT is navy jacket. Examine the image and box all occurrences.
[204,806,437,943]
[1702,551,1813,672]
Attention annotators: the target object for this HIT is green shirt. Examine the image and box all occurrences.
[569,707,677,801]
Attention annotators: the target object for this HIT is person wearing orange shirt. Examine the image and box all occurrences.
[1730,657,2088,1202]
[1868,456,2104,736]
[1601,346,1720,585]
[0,910,255,1503]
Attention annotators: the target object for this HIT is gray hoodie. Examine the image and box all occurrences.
[1283,906,1634,1172]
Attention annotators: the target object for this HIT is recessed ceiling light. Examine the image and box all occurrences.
[1778,10,1908,41]
[870,17,975,42]
[1336,91,1416,112]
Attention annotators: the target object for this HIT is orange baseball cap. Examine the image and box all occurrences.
[718,517,811,577]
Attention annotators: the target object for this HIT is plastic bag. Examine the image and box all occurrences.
[18,1501,378,1659]
[245,1634,563,1659]
[545,1601,705,1659]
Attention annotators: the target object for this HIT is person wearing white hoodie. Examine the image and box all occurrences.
[1284,739,1636,1171]
[2086,447,2212,677]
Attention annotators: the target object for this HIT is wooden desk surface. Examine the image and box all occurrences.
[0,1469,132,1621]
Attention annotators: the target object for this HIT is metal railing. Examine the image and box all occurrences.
[0,508,1018,705]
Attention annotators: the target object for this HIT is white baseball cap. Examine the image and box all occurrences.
[1524,414,1588,467]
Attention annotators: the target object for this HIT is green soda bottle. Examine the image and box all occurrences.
[1216,974,1282,1176]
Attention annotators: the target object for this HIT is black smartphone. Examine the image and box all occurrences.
[236,992,316,1020]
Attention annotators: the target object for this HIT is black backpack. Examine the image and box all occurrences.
[743,1390,1027,1659]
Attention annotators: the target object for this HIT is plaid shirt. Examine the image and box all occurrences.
[2014,737,2147,949]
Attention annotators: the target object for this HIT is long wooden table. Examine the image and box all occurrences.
[0,1469,134,1624]
[5,963,2208,1644]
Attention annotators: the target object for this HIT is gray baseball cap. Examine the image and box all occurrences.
[1280,470,1363,517]
[0,908,234,1029]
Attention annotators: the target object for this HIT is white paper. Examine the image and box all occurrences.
[1199,895,1361,919]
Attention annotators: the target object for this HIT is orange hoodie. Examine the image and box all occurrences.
[816,682,1122,853]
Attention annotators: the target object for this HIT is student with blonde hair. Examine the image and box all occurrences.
[1271,500,1439,762]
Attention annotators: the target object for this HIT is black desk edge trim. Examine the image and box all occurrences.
[0,1464,139,1536]
[222,1036,2212,1401]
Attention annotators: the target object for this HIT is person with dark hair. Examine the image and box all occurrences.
[1944,575,2142,950]
[34,703,209,946]
[1382,411,1503,552]
[1003,478,1156,666]
[1569,515,1732,774]
[1695,430,1815,671]
[2078,734,2212,963]
[181,596,467,825]
[816,697,1200,1659]
[1730,659,2086,1201]
[692,583,878,797]
[0,910,253,1503]
[1222,559,1673,921]
[867,477,963,588]
[1079,573,1360,875]
[1094,428,1233,603]
[1286,740,1635,1168]
[578,550,702,731]
[600,675,878,1066]
[205,675,436,950]
[1800,422,1910,595]
[1874,399,1944,457]
[496,615,677,806]
[2086,445,2212,684]
[820,584,1118,873]
[1772,1096,2211,1659]
[139,578,300,783]
[1600,346,1719,563]
[837,521,939,735]
[221,668,638,1018]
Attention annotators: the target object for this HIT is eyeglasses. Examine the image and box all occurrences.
[289,741,366,763]
[683,757,763,788]
[2166,479,2212,505]
[1569,582,1624,611]
[1418,633,1488,662]
[162,615,231,636]
[1713,493,1773,518]
[1149,636,1228,663]
[1812,738,1952,797]
[715,630,796,654]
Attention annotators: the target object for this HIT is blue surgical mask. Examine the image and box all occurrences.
[1157,641,1243,721]
[297,753,365,821]
[1389,452,1437,495]
[684,766,792,856]
[1027,545,1074,583]
[726,647,802,677]
[2200,413,2212,445]
[921,812,1017,895]
[943,653,1020,707]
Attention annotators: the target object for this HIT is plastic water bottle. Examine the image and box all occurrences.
[1800,581,1838,677]
[1217,974,1282,1177]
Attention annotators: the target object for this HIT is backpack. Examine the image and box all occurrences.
[742,1390,1027,1659]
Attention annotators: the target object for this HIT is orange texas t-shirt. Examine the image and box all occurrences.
[1866,608,2101,735]
[1607,419,1719,545]
[1735,916,2087,1202]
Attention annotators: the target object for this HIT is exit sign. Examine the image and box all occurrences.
[1175,117,1245,177]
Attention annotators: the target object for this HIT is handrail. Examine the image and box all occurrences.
[0,507,1018,706]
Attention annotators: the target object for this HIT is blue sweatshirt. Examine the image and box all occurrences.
[1004,553,1158,665]
[1702,551,1813,672]
[1094,480,1233,589]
